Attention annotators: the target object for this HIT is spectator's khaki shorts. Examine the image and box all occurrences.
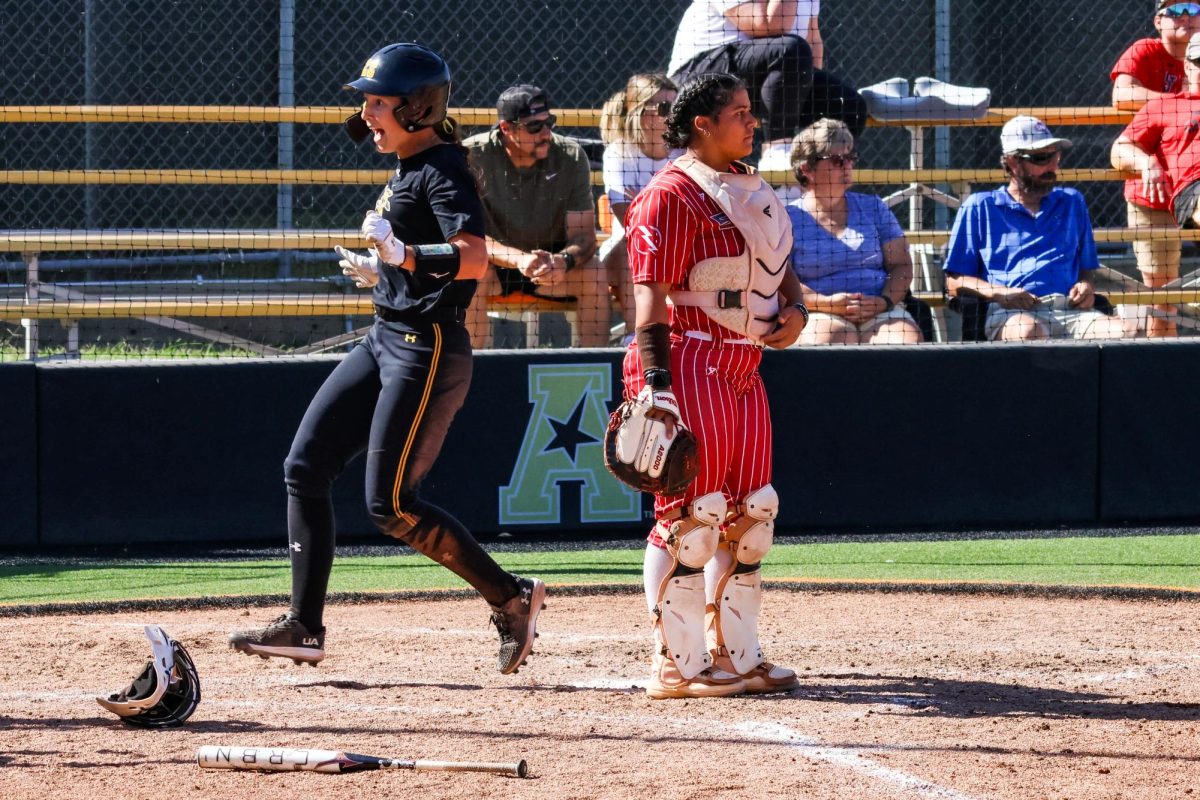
[1127,201,1181,280]
[984,294,1110,340]
[805,305,917,335]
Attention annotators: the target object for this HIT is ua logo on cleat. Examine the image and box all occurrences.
[289,542,302,552]
[405,333,418,343]
[302,637,320,646]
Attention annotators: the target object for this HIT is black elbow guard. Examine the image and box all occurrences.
[412,243,460,280]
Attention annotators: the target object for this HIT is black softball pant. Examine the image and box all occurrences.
[674,35,869,140]
[282,318,518,628]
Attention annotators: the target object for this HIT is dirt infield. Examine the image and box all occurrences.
[2,589,1198,800]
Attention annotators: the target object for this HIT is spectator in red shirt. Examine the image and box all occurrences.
[1110,1,1200,336]
[1113,32,1200,231]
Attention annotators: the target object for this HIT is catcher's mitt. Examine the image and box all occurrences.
[603,387,698,496]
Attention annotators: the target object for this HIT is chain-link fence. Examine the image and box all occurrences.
[0,1,1191,358]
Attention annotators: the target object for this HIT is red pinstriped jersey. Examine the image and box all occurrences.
[622,163,771,526]
[625,161,749,341]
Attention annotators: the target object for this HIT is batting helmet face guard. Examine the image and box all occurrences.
[343,42,452,141]
[96,625,201,728]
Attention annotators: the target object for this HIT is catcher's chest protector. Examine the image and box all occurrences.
[669,153,792,342]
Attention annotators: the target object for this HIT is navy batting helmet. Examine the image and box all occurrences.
[96,625,201,728]
[343,42,452,141]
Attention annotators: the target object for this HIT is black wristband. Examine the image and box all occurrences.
[792,302,810,326]
[559,250,577,271]
[412,243,460,280]
[880,294,895,312]
[635,322,672,384]
[643,367,672,390]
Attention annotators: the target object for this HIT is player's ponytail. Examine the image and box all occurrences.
[434,116,483,191]
[664,73,744,150]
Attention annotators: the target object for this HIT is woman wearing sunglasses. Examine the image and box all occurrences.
[619,73,807,699]
[599,73,682,339]
[786,119,921,345]
[1109,0,1200,337]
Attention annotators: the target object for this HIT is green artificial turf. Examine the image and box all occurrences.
[2,534,1197,606]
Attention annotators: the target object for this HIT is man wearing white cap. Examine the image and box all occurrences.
[944,116,1129,341]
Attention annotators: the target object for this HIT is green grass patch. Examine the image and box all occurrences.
[2,534,1197,606]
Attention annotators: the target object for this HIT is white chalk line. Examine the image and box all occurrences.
[732,721,982,800]
[0,618,637,646]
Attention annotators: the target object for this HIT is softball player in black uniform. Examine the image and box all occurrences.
[230,43,545,674]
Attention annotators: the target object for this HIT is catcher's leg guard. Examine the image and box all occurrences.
[708,484,798,693]
[647,547,734,699]
[652,491,726,682]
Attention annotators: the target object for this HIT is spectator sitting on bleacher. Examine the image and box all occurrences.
[599,73,682,341]
[1109,0,1200,337]
[667,1,868,173]
[785,119,921,345]
[945,116,1129,341]
[464,84,609,348]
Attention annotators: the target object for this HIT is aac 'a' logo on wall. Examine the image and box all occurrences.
[499,363,640,525]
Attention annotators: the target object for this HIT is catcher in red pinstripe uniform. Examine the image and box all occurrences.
[619,73,809,699]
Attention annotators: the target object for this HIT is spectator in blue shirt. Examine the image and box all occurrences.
[944,116,1129,341]
[787,119,921,344]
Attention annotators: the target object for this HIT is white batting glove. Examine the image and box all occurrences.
[361,211,405,265]
[334,245,380,289]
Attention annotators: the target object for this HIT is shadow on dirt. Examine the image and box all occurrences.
[788,672,1200,722]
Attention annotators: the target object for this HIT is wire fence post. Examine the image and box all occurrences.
[277,0,296,279]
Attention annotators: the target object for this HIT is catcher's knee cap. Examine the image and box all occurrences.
[729,484,777,565]
[663,491,727,568]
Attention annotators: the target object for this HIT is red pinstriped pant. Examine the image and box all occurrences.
[623,333,772,546]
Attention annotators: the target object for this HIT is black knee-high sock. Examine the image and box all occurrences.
[389,501,519,607]
[287,492,336,630]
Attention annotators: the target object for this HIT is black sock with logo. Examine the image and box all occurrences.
[287,492,336,632]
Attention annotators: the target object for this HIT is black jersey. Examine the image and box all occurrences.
[371,143,485,315]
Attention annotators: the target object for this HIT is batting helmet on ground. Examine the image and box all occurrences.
[343,42,452,140]
[96,625,201,728]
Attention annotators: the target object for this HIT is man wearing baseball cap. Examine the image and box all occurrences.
[1108,1,1200,336]
[943,116,1129,341]
[463,84,609,348]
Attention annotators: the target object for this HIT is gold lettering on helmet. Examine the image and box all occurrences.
[361,56,380,79]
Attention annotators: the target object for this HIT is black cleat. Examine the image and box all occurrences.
[229,613,325,665]
[490,577,546,675]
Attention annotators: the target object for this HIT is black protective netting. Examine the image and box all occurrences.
[0,1,1190,357]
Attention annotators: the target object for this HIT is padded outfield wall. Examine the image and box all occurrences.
[0,342,1197,548]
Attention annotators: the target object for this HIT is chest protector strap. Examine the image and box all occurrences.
[668,153,793,343]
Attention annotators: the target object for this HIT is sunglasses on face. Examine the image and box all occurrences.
[1161,3,1200,18]
[816,152,859,168]
[645,101,673,117]
[1017,150,1060,166]
[513,114,556,134]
